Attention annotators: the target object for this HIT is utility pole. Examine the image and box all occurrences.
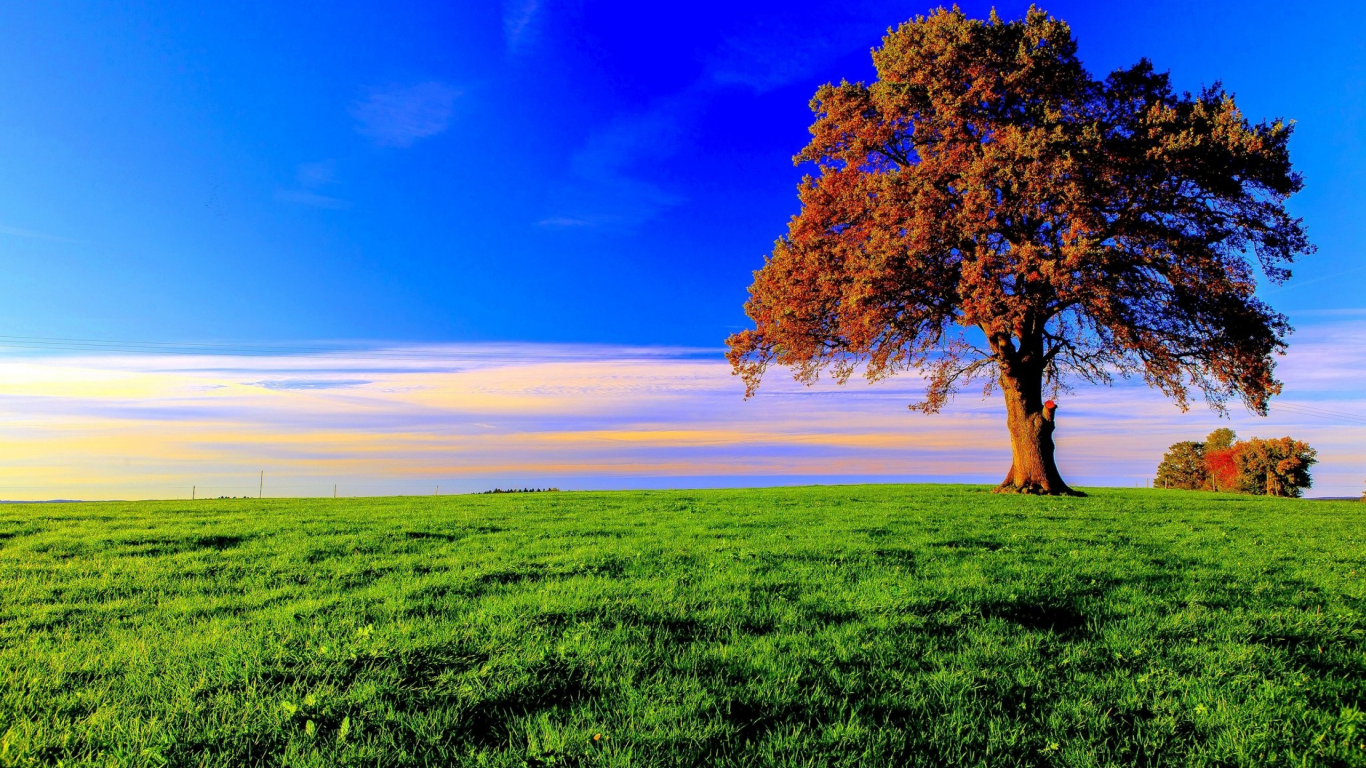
[259,471,263,499]
[334,484,337,499]
[435,485,439,496]
[192,485,196,500]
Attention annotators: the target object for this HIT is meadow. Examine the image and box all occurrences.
[0,485,1362,767]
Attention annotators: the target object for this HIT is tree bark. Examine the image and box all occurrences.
[994,363,1080,496]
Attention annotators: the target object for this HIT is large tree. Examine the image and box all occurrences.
[726,7,1312,494]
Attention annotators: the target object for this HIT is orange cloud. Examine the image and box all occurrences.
[0,323,1362,500]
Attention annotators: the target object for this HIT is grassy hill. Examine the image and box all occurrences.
[0,485,1363,767]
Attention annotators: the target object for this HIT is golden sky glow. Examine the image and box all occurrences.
[1,318,1363,499]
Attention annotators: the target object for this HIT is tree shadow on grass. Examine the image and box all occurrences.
[405,530,464,542]
[935,538,1007,552]
[97,534,250,557]
[977,599,1089,637]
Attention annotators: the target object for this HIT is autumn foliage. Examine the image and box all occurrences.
[726,7,1312,494]
[1156,430,1316,497]
[1204,445,1242,493]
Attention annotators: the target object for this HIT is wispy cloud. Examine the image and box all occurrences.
[535,7,885,231]
[0,224,84,243]
[351,82,460,147]
[275,159,350,209]
[296,159,338,188]
[0,319,1363,500]
[250,379,371,391]
[1262,263,1366,296]
[503,0,541,54]
[540,95,693,230]
[708,25,854,93]
[273,190,351,210]
[704,6,890,93]
[536,216,597,228]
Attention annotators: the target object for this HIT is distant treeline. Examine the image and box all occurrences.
[477,488,560,494]
[1156,429,1316,498]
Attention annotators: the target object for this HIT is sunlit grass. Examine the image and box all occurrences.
[0,485,1362,766]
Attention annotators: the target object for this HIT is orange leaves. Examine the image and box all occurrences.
[726,5,1310,424]
[799,82,886,169]
[1235,436,1317,497]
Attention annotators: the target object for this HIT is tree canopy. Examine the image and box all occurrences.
[1205,428,1237,452]
[1235,437,1316,498]
[726,6,1312,493]
[1156,441,1207,491]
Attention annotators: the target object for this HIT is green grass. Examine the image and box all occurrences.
[0,485,1363,767]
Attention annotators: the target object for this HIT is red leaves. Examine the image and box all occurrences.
[1205,445,1242,492]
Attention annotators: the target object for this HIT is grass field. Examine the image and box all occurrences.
[0,485,1363,767]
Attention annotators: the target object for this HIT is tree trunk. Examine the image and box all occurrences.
[994,365,1080,496]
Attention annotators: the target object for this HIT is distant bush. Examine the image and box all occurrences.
[1156,430,1316,497]
[478,487,560,494]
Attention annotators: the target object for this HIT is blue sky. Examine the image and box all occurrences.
[2,1,1362,346]
[0,2,1362,499]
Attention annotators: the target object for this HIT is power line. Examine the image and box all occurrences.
[1270,402,1366,427]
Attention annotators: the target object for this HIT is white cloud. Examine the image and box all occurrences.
[273,190,351,210]
[351,82,460,148]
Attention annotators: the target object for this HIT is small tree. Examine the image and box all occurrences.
[1156,441,1207,490]
[1234,437,1316,497]
[726,7,1312,495]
